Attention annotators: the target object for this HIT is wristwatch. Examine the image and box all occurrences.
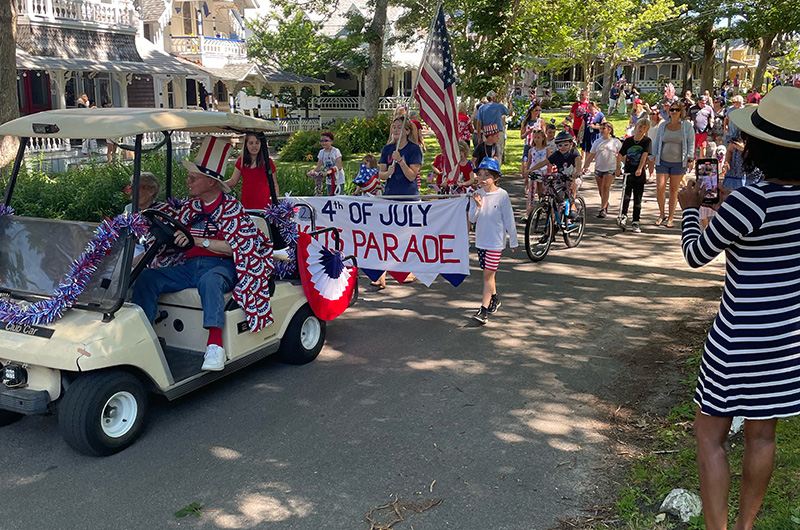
[202,238,210,248]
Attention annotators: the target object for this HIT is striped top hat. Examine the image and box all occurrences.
[183,135,233,193]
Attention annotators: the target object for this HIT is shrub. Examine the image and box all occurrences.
[279,129,323,162]
[330,113,392,155]
[640,91,662,108]
[510,96,531,128]
[565,86,579,104]
[550,92,564,107]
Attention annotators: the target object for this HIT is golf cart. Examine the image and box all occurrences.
[0,108,340,456]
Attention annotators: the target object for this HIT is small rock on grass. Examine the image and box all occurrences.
[659,488,702,523]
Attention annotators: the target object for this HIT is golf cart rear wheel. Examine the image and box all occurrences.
[278,304,326,365]
[0,409,23,426]
[58,371,147,457]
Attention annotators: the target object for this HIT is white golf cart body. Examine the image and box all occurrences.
[0,109,331,455]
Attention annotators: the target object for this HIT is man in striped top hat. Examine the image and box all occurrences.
[132,135,274,372]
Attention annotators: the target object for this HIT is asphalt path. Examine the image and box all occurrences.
[0,172,724,530]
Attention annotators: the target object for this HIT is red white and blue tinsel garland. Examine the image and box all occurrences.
[262,199,298,279]
[0,210,148,326]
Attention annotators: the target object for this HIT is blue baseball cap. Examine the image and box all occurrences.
[477,157,501,177]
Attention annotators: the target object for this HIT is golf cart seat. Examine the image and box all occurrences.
[158,289,233,310]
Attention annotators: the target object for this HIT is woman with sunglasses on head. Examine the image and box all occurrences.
[225,132,279,209]
[651,101,694,227]
[678,87,800,530]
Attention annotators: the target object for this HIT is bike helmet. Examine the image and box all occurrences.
[554,130,575,144]
[477,157,501,179]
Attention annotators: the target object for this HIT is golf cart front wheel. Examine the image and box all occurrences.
[58,371,147,457]
[278,304,326,365]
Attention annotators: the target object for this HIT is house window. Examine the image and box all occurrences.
[182,2,194,35]
[639,66,645,80]
[671,65,679,79]
[144,23,152,42]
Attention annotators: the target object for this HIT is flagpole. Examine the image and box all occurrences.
[395,2,442,156]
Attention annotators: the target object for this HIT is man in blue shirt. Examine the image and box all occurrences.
[475,90,511,163]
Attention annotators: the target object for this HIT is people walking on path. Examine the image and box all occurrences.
[468,158,517,325]
[617,120,652,233]
[474,90,511,164]
[584,122,622,218]
[653,101,695,228]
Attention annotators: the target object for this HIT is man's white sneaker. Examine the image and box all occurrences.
[202,344,226,371]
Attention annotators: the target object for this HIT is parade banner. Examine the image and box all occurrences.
[296,196,470,287]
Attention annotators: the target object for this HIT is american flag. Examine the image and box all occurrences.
[414,6,459,186]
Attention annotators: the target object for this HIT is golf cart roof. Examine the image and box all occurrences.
[0,108,279,138]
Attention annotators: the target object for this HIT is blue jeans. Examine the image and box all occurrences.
[132,256,237,329]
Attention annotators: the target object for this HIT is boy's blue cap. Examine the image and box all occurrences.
[477,157,501,176]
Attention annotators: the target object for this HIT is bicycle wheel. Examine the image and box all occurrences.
[563,195,586,248]
[525,204,554,261]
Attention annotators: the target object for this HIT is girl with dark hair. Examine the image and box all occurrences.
[225,132,279,209]
[678,87,800,530]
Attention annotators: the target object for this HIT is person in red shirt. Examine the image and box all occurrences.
[746,88,762,105]
[568,89,590,150]
[225,132,279,209]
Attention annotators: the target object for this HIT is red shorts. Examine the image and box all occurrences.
[477,249,502,271]
[695,132,708,148]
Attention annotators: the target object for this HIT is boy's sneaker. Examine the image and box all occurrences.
[201,344,226,371]
[487,294,501,314]
[471,306,489,324]
[616,214,628,231]
[632,222,642,233]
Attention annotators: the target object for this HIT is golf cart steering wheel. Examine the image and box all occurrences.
[141,209,194,251]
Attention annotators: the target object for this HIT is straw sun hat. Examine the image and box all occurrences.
[729,87,800,149]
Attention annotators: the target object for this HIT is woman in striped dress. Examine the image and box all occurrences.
[678,87,800,530]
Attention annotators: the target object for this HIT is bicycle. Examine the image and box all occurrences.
[524,172,586,261]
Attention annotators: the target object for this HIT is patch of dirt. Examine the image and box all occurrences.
[553,304,718,529]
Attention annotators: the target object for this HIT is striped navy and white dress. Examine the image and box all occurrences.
[682,181,800,419]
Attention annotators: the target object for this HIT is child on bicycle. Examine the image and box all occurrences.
[468,158,517,325]
[528,130,582,218]
[524,129,549,220]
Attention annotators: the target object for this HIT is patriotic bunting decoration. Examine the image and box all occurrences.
[353,164,382,195]
[262,199,299,279]
[297,232,356,321]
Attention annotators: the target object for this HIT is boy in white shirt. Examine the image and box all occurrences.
[468,158,518,324]
[312,131,346,194]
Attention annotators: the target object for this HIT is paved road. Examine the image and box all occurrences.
[0,175,724,530]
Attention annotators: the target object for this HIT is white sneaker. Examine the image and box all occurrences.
[201,345,226,371]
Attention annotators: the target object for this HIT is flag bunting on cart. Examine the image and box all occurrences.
[297,232,357,321]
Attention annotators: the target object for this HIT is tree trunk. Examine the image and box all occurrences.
[600,59,613,105]
[752,33,776,93]
[0,0,19,169]
[701,32,716,94]
[363,0,389,118]
[681,53,693,96]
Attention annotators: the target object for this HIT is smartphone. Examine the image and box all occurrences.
[696,158,719,204]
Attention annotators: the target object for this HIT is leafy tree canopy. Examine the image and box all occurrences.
[246,7,369,80]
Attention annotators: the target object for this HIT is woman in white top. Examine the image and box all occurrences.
[584,122,622,218]
[652,102,694,227]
